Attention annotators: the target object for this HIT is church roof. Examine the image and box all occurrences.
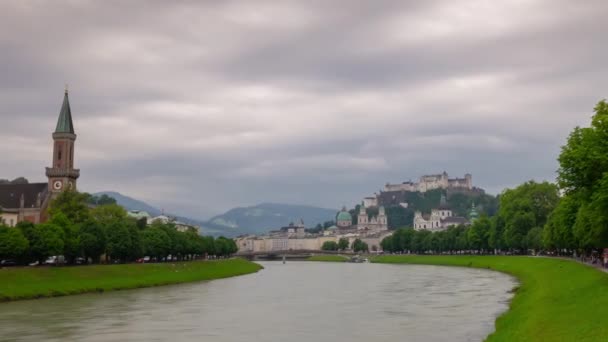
[55,89,75,134]
[0,183,47,209]
[438,193,450,210]
[337,210,352,222]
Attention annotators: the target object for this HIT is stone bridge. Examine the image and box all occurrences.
[237,249,352,260]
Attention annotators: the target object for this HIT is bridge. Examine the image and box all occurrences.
[236,249,353,260]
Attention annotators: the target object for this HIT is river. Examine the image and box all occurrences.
[0,261,515,342]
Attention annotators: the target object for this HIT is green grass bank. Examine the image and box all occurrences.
[307,255,349,262]
[0,258,262,302]
[373,255,608,342]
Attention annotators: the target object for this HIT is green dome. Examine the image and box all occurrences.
[336,210,352,222]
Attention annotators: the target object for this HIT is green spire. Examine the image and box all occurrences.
[55,86,75,134]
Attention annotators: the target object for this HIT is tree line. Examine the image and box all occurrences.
[0,191,237,265]
[321,237,369,253]
[382,100,608,256]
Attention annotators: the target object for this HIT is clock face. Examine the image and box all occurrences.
[53,180,63,190]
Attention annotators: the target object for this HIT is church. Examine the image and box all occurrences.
[0,88,80,226]
[336,203,389,234]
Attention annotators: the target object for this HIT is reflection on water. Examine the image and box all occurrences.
[0,262,515,342]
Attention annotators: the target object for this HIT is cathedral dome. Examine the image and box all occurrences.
[336,209,352,222]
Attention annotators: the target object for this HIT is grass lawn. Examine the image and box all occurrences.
[307,255,349,262]
[0,258,262,302]
[373,255,608,342]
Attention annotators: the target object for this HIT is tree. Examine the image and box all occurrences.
[526,227,543,252]
[488,216,505,252]
[467,215,491,252]
[352,239,368,253]
[498,181,559,251]
[106,221,132,263]
[127,222,143,261]
[321,241,338,251]
[338,238,349,251]
[90,204,128,226]
[543,194,579,252]
[48,190,91,224]
[49,212,81,264]
[87,194,117,206]
[30,223,64,264]
[380,235,394,253]
[0,226,29,261]
[142,227,170,260]
[555,101,608,252]
[80,221,106,263]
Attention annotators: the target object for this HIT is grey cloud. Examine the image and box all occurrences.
[1,0,607,219]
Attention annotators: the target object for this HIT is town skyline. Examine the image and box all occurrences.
[1,0,607,219]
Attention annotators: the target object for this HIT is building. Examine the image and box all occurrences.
[146,214,199,232]
[362,196,378,208]
[270,219,306,238]
[235,230,393,254]
[384,172,472,193]
[469,203,479,223]
[334,204,389,234]
[336,207,352,228]
[0,88,79,226]
[357,204,388,233]
[413,194,469,231]
[127,210,151,221]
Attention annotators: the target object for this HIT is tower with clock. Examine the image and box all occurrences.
[45,86,80,196]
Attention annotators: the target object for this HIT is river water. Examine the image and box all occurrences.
[0,262,515,342]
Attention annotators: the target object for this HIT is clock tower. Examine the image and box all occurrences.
[46,86,80,196]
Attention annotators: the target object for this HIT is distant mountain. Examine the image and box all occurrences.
[93,191,224,236]
[207,203,338,235]
[93,192,337,237]
[94,191,163,217]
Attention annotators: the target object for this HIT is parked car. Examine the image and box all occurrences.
[1,259,18,267]
[44,256,65,265]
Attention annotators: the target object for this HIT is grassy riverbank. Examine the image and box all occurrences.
[0,258,262,302]
[307,255,349,262]
[373,255,608,342]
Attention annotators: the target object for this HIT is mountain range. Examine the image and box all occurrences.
[93,191,338,237]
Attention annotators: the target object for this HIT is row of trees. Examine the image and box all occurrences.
[321,238,369,252]
[382,100,608,255]
[0,191,237,264]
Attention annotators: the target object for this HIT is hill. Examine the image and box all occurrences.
[93,192,337,237]
[207,203,338,235]
[93,191,224,236]
[355,189,498,228]
[94,191,163,216]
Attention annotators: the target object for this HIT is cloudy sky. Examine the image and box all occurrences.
[1,0,607,219]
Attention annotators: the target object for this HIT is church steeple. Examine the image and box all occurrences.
[46,86,80,195]
[55,86,75,134]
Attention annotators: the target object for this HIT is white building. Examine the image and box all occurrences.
[413,195,469,231]
[357,204,388,233]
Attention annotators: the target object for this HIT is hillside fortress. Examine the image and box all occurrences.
[384,172,472,193]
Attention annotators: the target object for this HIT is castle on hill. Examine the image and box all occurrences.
[361,172,482,208]
[384,171,472,193]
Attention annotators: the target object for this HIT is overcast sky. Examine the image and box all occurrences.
[1,0,607,219]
